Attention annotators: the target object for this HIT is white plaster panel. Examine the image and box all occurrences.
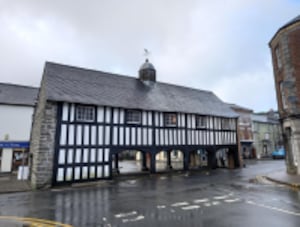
[97,166,103,178]
[1,148,13,172]
[98,149,103,162]
[119,110,124,124]
[104,148,109,162]
[97,107,104,122]
[90,149,96,162]
[67,149,73,164]
[70,104,75,122]
[181,114,185,127]
[60,125,67,145]
[131,128,136,145]
[148,112,152,125]
[68,125,74,145]
[137,128,142,145]
[125,127,130,145]
[148,129,152,145]
[90,166,95,178]
[104,165,109,177]
[105,127,110,145]
[119,127,124,145]
[113,127,118,145]
[66,168,72,181]
[74,167,80,180]
[76,125,82,145]
[0,105,34,141]
[91,126,96,145]
[142,111,146,125]
[84,125,89,145]
[143,128,147,145]
[98,126,103,145]
[105,107,111,123]
[113,108,119,124]
[62,103,68,121]
[75,149,81,163]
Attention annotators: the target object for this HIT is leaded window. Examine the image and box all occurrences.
[164,113,177,127]
[76,105,95,122]
[126,110,142,124]
[196,115,207,128]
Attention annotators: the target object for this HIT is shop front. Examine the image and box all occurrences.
[0,141,29,173]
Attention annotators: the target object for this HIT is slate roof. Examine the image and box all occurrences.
[43,62,238,118]
[0,83,38,106]
[281,15,300,30]
[270,15,300,44]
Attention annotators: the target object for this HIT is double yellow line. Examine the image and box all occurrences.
[0,216,73,227]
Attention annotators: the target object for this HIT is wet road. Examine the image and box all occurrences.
[0,160,300,226]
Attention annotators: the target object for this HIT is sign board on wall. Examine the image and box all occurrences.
[0,141,29,148]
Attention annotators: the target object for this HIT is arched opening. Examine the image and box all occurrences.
[216,148,229,168]
[112,150,150,174]
[189,149,208,169]
[155,150,184,172]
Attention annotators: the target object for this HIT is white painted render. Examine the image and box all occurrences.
[0,104,34,141]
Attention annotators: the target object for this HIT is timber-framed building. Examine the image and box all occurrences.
[30,60,240,188]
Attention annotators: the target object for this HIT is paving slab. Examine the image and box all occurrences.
[265,171,300,188]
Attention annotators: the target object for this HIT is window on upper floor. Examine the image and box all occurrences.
[275,46,282,69]
[221,118,231,130]
[164,113,177,127]
[76,105,95,122]
[125,109,142,124]
[196,115,207,129]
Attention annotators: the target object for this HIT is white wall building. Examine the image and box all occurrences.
[0,83,38,173]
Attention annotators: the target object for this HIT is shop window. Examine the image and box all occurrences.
[76,105,95,122]
[164,113,177,127]
[125,110,142,124]
[12,149,29,171]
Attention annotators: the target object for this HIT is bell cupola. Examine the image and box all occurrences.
[139,59,156,82]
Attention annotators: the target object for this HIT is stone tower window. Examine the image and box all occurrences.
[275,46,282,69]
[280,82,287,109]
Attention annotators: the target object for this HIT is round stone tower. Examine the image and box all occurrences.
[269,15,300,174]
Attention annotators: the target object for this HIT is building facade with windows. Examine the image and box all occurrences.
[229,104,254,159]
[30,61,240,188]
[0,83,38,173]
[252,110,282,159]
[269,15,300,174]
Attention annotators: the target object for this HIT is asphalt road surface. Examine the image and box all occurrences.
[0,160,299,227]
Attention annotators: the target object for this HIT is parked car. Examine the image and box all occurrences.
[272,148,285,159]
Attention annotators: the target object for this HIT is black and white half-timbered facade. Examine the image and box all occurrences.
[30,60,240,188]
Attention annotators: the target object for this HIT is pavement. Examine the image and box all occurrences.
[1,165,300,194]
[265,170,300,188]
[0,173,31,193]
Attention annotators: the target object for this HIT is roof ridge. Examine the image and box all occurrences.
[0,82,39,90]
[46,61,212,94]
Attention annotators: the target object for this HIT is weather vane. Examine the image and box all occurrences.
[144,48,151,60]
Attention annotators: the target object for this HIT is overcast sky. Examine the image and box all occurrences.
[0,0,299,112]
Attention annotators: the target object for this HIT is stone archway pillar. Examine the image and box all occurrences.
[113,153,120,174]
[141,152,149,171]
[207,149,217,169]
[183,151,190,171]
[150,153,156,174]
[167,150,173,170]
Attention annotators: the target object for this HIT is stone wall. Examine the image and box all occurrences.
[270,20,300,175]
[30,78,57,189]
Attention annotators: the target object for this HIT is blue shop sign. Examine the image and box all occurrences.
[0,141,29,148]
